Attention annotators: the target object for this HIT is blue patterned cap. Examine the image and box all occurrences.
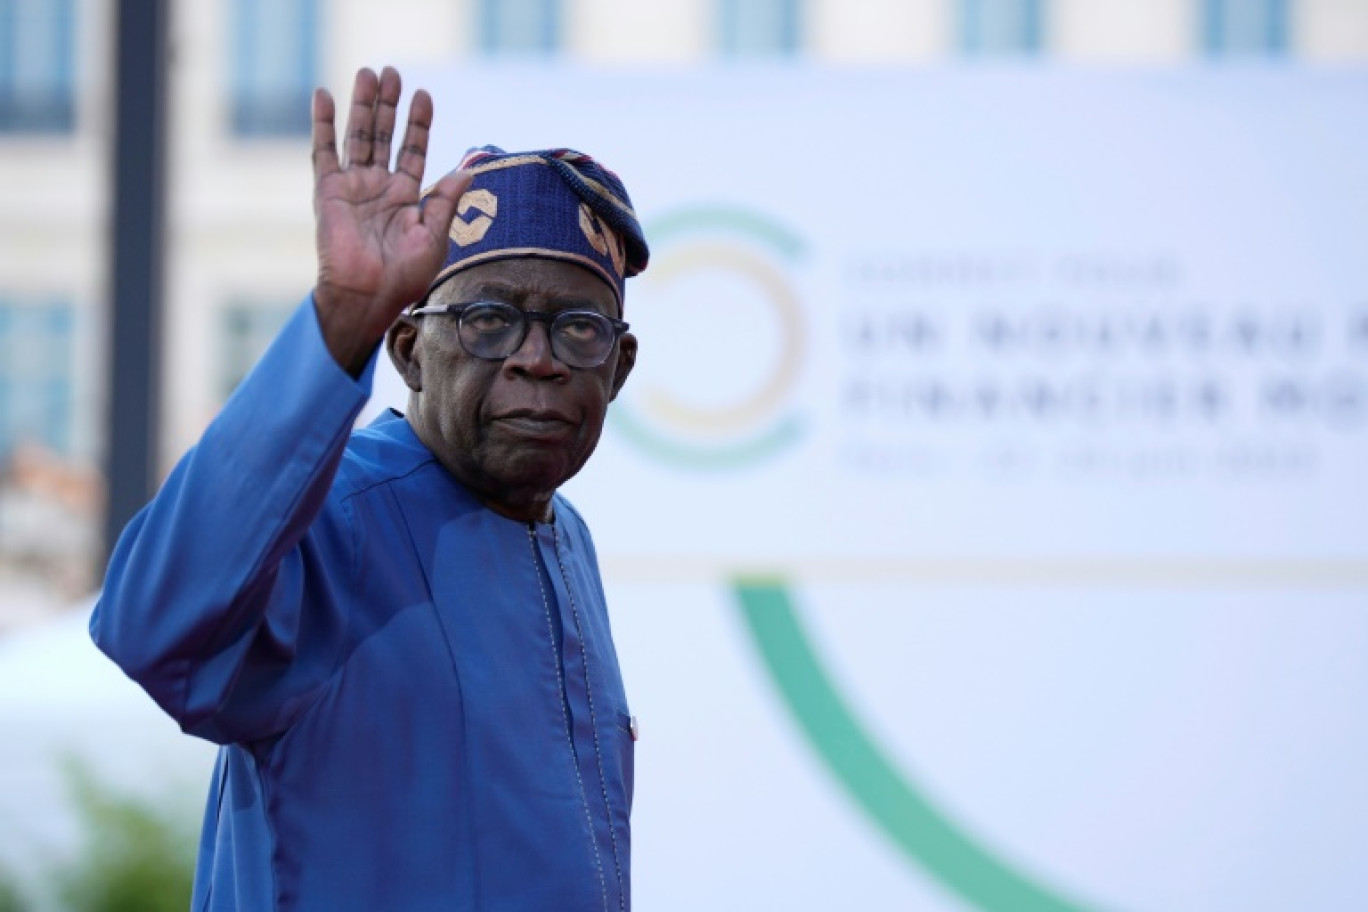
[420,146,649,310]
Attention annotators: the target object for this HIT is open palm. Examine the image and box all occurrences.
[311,67,470,376]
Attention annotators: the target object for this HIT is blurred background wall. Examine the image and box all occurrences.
[1,0,1366,631]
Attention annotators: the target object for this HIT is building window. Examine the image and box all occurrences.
[0,298,73,458]
[958,0,1044,56]
[0,296,95,606]
[477,0,561,56]
[717,0,802,56]
[0,0,76,133]
[230,0,318,136]
[219,302,294,400]
[1202,0,1289,55]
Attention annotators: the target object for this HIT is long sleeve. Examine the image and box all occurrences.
[91,296,376,744]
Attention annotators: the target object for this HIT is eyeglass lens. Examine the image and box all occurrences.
[458,302,618,368]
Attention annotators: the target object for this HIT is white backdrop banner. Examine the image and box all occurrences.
[370,67,1368,912]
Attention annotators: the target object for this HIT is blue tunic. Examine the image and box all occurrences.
[91,299,634,911]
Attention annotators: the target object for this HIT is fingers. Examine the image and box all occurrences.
[371,67,401,169]
[420,170,475,239]
[394,89,435,185]
[336,67,437,181]
[343,68,379,167]
[311,88,339,178]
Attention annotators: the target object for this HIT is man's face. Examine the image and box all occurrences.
[387,257,636,523]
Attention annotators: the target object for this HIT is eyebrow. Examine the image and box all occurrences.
[455,282,606,313]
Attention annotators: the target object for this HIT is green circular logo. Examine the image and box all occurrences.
[611,208,807,470]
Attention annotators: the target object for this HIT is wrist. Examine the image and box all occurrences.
[312,288,384,378]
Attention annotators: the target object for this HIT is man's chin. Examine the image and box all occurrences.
[485,455,582,501]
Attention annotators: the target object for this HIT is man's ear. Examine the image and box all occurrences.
[387,316,424,392]
[608,332,636,401]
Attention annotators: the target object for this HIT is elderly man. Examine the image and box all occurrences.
[92,67,644,911]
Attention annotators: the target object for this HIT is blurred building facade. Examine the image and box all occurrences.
[0,0,1366,627]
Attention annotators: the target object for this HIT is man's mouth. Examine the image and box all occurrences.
[492,409,577,437]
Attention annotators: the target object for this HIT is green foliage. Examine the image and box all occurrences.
[49,763,196,912]
[0,866,31,912]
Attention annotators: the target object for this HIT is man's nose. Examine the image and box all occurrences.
[502,321,566,379]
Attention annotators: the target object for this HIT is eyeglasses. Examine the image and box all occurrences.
[410,301,630,369]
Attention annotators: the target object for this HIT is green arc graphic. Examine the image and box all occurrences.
[648,206,806,256]
[734,579,1100,912]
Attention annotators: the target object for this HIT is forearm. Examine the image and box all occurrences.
[91,295,372,728]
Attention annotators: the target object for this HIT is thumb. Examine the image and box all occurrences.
[421,170,475,242]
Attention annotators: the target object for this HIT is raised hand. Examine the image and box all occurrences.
[311,67,472,376]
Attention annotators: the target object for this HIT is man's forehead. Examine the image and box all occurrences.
[430,258,618,310]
